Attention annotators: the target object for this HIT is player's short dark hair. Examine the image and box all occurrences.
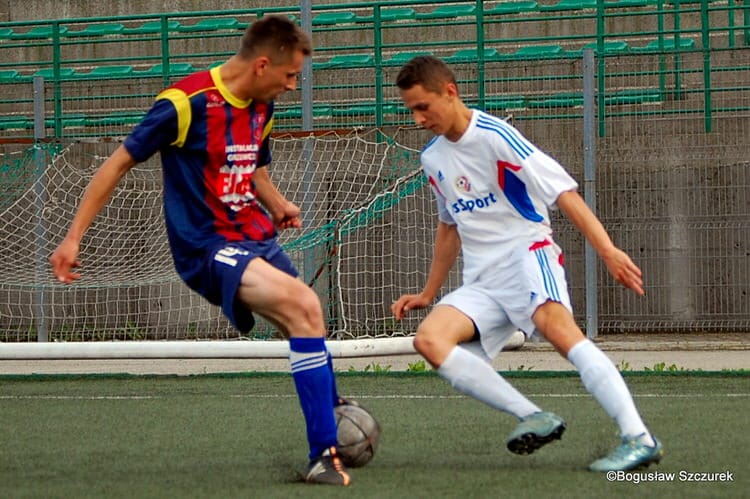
[239,15,312,63]
[395,55,457,94]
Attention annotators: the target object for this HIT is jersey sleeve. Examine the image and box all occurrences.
[123,95,180,163]
[522,150,579,209]
[491,122,578,209]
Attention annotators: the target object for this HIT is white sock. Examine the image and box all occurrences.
[567,339,654,446]
[437,345,541,419]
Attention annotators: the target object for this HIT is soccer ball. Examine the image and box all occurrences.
[334,403,381,468]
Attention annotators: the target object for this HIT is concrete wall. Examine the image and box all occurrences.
[3,1,283,21]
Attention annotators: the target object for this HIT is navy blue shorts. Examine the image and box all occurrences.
[185,239,298,333]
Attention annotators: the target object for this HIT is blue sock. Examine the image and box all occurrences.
[327,349,342,404]
[289,337,337,459]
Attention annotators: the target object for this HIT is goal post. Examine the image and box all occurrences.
[0,337,416,359]
[0,333,526,359]
[1,130,526,358]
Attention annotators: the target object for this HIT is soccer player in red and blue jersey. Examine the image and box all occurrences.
[50,16,351,486]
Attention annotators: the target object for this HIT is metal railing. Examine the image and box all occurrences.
[0,0,748,137]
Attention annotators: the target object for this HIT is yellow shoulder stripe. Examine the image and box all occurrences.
[155,88,191,147]
[262,118,274,140]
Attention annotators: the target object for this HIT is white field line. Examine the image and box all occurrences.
[0,395,160,400]
[0,393,747,401]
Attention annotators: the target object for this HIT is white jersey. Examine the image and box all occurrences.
[421,109,579,284]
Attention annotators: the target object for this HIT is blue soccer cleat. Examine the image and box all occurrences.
[506,411,566,455]
[589,434,664,472]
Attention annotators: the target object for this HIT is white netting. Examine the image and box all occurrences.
[0,129,456,341]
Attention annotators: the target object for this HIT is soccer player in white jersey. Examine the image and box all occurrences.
[391,55,663,472]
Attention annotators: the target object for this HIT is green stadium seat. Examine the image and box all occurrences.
[331,102,398,117]
[506,44,565,59]
[33,67,77,79]
[138,62,195,76]
[417,4,476,19]
[486,1,540,15]
[45,113,87,128]
[603,88,662,105]
[666,0,718,3]
[568,40,630,57]
[384,51,434,66]
[633,38,696,52]
[312,11,357,26]
[356,7,417,23]
[274,105,332,119]
[124,19,182,34]
[66,23,125,37]
[379,8,417,21]
[314,54,374,69]
[85,111,145,127]
[11,25,68,39]
[0,27,13,39]
[528,92,583,108]
[0,69,20,82]
[445,48,500,63]
[587,40,629,53]
[312,105,334,118]
[0,117,33,131]
[604,0,657,7]
[332,103,372,117]
[483,96,527,110]
[178,18,241,32]
[78,65,134,79]
[540,0,597,11]
[273,107,301,119]
[384,103,403,114]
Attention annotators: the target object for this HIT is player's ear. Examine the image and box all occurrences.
[445,81,459,98]
[254,56,271,76]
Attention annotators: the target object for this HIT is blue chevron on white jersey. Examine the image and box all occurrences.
[421,109,579,283]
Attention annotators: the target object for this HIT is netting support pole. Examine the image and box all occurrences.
[299,0,316,283]
[582,49,598,340]
[33,76,48,342]
[300,0,313,131]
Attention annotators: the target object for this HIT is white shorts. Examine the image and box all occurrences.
[438,240,573,359]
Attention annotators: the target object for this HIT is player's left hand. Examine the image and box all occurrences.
[602,247,644,295]
[391,293,432,320]
[272,201,302,230]
[49,237,82,284]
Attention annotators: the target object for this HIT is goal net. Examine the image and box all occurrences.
[0,129,460,345]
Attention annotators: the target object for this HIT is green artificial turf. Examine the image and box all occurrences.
[0,373,746,498]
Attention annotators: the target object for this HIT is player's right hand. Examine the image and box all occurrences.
[49,238,82,284]
[391,293,431,320]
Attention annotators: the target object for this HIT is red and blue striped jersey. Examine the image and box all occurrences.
[124,66,277,278]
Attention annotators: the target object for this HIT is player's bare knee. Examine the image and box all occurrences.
[283,287,325,336]
[413,327,440,358]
